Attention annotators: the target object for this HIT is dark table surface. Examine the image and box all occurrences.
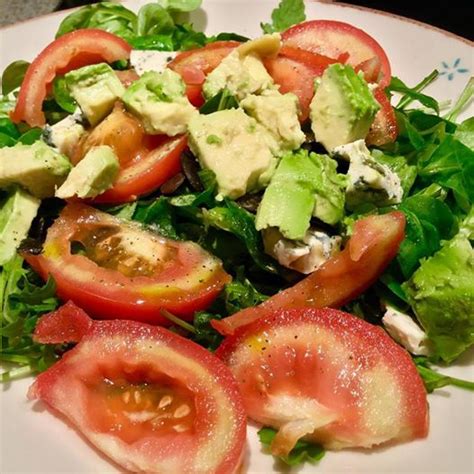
[56,1,473,41]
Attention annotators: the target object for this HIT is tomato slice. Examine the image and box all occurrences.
[213,211,405,336]
[282,20,391,87]
[168,41,240,106]
[29,305,246,474]
[366,87,399,146]
[216,307,428,455]
[11,29,131,127]
[23,203,231,324]
[264,46,339,121]
[72,104,187,203]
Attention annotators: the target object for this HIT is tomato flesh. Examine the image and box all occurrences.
[29,311,246,474]
[282,20,391,87]
[213,211,406,336]
[366,87,399,146]
[217,308,428,454]
[11,29,131,127]
[24,203,231,323]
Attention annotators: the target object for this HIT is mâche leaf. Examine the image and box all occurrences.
[1,60,30,96]
[261,0,306,34]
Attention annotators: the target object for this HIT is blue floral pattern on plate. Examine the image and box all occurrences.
[439,58,469,80]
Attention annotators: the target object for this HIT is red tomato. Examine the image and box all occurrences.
[168,41,240,106]
[216,307,428,455]
[366,87,399,146]
[115,69,140,87]
[11,29,131,127]
[264,46,339,121]
[29,307,246,474]
[282,20,391,87]
[23,203,231,324]
[213,211,405,336]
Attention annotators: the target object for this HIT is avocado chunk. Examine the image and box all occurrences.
[240,90,305,155]
[256,149,346,239]
[65,63,125,126]
[0,141,71,198]
[122,69,197,136]
[203,36,278,101]
[56,145,120,199]
[334,139,402,210]
[0,187,40,265]
[402,210,474,363]
[187,109,277,199]
[310,63,379,151]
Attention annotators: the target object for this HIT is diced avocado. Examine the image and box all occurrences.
[56,145,120,199]
[256,149,346,239]
[188,109,278,199]
[402,210,474,363]
[310,63,380,151]
[240,90,305,155]
[334,140,402,210]
[0,141,71,198]
[203,49,276,101]
[311,153,347,225]
[237,33,281,58]
[65,63,125,126]
[122,69,197,136]
[0,187,40,265]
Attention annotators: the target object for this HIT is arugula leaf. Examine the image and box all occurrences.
[1,256,61,382]
[192,311,223,350]
[258,427,325,466]
[199,89,239,114]
[134,197,179,239]
[454,117,474,150]
[390,72,440,113]
[444,76,473,122]
[224,268,268,314]
[56,2,138,41]
[261,0,306,34]
[372,150,417,195]
[1,60,30,96]
[414,357,474,392]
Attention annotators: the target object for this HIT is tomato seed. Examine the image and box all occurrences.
[174,404,191,419]
[158,395,173,409]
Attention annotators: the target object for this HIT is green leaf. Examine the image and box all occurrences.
[137,4,175,36]
[444,76,474,122]
[390,73,440,113]
[52,76,76,114]
[0,95,16,119]
[17,128,42,145]
[372,150,417,195]
[199,89,239,114]
[157,0,202,12]
[192,311,223,350]
[134,198,179,239]
[454,117,474,150]
[261,0,306,34]
[224,268,268,314]
[56,2,137,41]
[258,427,325,466]
[1,60,30,95]
[414,357,474,392]
[0,132,17,148]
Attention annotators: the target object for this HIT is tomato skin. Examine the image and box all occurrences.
[366,87,399,146]
[11,29,131,127]
[24,203,231,324]
[282,20,391,88]
[216,307,428,453]
[213,211,406,336]
[93,135,188,204]
[29,315,246,474]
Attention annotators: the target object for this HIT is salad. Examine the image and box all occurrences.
[1,0,473,472]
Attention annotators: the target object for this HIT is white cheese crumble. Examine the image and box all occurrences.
[382,306,431,356]
[130,50,177,76]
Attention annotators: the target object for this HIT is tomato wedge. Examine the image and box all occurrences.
[213,211,405,336]
[264,46,339,121]
[72,104,187,203]
[366,87,399,146]
[168,41,240,106]
[23,203,230,324]
[29,304,246,474]
[11,29,131,127]
[282,20,391,87]
[216,307,428,455]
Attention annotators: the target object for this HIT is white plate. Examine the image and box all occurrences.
[1,1,473,473]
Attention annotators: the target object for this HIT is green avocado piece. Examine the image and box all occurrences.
[310,63,380,151]
[122,69,197,136]
[55,145,120,199]
[0,141,71,198]
[65,63,125,126]
[0,187,40,265]
[256,149,346,240]
[402,209,474,363]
